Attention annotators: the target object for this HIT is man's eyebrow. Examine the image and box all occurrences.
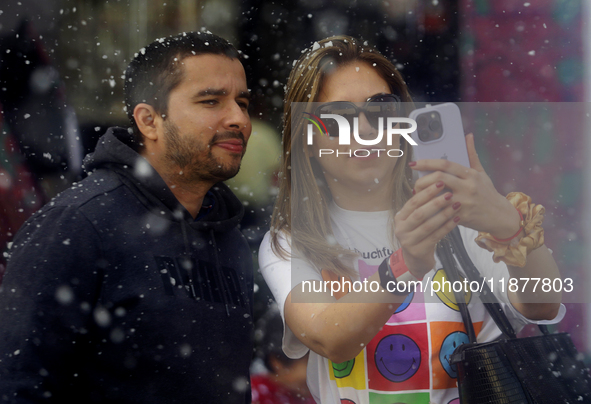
[193,88,251,100]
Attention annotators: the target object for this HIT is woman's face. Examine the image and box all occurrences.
[310,61,401,207]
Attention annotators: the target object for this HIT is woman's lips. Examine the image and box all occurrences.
[350,149,380,159]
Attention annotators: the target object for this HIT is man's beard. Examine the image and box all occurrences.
[163,119,245,183]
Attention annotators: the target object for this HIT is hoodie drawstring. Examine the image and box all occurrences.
[210,229,231,317]
[182,220,231,317]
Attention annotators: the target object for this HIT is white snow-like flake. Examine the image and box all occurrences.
[63,239,71,245]
[134,158,152,178]
[94,307,112,327]
[55,285,74,305]
[114,307,127,317]
[324,41,333,48]
[179,343,192,358]
[110,328,125,344]
[233,376,249,393]
[312,42,320,51]
[24,114,30,119]
[528,50,536,56]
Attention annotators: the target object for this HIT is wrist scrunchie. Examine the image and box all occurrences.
[475,192,545,268]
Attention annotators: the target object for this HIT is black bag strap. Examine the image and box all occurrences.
[436,237,477,343]
[447,227,518,339]
[446,228,554,337]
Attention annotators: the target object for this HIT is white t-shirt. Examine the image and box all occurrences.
[259,202,565,404]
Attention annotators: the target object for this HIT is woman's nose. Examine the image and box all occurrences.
[356,112,378,139]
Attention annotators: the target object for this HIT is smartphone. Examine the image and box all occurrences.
[409,103,470,178]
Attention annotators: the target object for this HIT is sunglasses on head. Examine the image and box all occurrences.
[314,93,402,137]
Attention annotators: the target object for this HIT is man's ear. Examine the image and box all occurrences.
[134,103,160,141]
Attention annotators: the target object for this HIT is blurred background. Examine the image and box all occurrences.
[0,0,590,368]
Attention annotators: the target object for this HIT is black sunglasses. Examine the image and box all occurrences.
[314,94,402,137]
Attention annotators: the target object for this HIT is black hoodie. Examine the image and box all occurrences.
[0,128,254,403]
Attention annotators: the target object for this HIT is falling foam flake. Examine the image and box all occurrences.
[94,307,112,327]
[233,376,249,393]
[179,343,192,358]
[528,50,535,56]
[110,328,125,343]
[312,42,320,51]
[56,285,74,305]
[134,158,152,178]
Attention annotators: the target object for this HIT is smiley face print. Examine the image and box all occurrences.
[439,331,470,378]
[374,334,421,382]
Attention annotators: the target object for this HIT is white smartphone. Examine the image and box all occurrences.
[409,103,470,178]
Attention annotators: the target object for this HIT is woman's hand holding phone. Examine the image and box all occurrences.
[393,180,461,280]
[410,134,522,240]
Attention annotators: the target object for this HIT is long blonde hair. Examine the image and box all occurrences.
[270,35,414,277]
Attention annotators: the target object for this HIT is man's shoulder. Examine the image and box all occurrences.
[19,170,129,232]
[50,170,125,209]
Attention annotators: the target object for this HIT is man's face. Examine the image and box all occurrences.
[159,54,251,183]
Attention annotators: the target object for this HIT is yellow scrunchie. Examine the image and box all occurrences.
[475,192,545,267]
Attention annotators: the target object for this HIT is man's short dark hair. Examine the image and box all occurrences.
[124,31,240,148]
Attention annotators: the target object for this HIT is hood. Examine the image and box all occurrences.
[83,127,244,232]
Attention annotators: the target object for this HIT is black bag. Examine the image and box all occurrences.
[436,228,591,404]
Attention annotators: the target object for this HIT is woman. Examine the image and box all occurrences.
[259,35,564,404]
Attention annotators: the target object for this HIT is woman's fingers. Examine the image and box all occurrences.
[414,202,461,246]
[465,133,485,172]
[413,170,463,195]
[396,180,447,221]
[402,194,461,247]
[409,157,472,179]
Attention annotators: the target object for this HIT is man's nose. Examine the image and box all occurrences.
[224,102,251,134]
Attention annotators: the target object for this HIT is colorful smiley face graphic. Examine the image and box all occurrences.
[394,290,414,314]
[374,334,421,382]
[439,331,470,378]
[332,358,355,378]
[432,269,471,311]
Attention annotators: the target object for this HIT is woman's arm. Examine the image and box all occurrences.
[284,271,402,364]
[410,134,562,321]
[282,180,462,363]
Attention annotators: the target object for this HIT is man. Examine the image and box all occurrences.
[0,32,254,403]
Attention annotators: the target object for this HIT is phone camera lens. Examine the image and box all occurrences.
[429,120,441,132]
[418,130,430,142]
